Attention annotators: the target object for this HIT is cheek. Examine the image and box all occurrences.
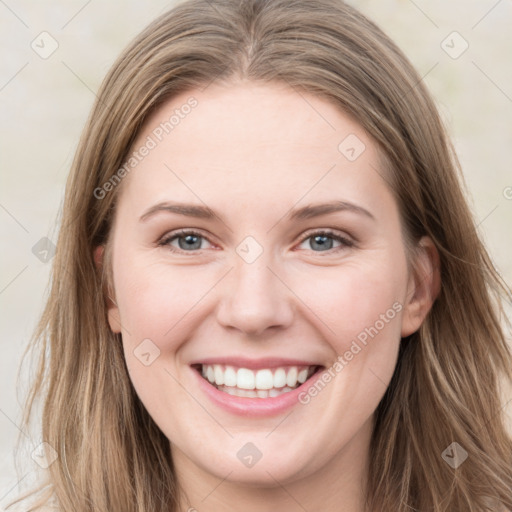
[303,255,407,350]
[113,259,208,424]
[114,255,213,343]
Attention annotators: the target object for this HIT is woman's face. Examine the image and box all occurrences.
[105,80,435,490]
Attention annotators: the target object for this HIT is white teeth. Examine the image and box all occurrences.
[224,366,237,386]
[214,364,224,385]
[217,385,295,398]
[273,368,287,388]
[297,368,308,384]
[286,367,298,387]
[237,368,255,390]
[255,369,273,390]
[207,365,214,383]
[200,364,318,394]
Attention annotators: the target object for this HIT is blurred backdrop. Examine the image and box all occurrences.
[1,0,511,505]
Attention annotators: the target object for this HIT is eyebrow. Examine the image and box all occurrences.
[139,200,376,223]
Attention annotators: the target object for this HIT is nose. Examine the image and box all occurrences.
[216,253,294,336]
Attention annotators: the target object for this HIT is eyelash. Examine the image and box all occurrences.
[157,228,355,255]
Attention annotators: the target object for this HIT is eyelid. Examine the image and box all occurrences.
[297,227,354,244]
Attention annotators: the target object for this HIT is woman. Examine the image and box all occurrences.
[8,0,512,510]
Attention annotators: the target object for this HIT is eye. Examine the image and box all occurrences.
[158,228,354,254]
[297,230,354,253]
[158,230,213,252]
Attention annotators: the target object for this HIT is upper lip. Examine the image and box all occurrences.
[190,356,324,370]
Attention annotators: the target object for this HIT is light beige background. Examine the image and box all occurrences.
[1,0,511,505]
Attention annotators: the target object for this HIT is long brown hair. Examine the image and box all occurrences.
[9,0,512,510]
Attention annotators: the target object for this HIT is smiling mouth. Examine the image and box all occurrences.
[192,363,324,398]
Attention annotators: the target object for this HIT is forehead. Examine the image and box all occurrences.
[117,80,392,221]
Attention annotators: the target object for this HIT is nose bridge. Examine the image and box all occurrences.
[216,241,294,335]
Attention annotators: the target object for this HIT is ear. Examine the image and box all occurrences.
[93,245,122,334]
[93,245,104,268]
[401,236,441,338]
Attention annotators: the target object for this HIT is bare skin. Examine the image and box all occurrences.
[100,80,439,512]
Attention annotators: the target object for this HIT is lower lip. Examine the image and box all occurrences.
[190,365,325,417]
